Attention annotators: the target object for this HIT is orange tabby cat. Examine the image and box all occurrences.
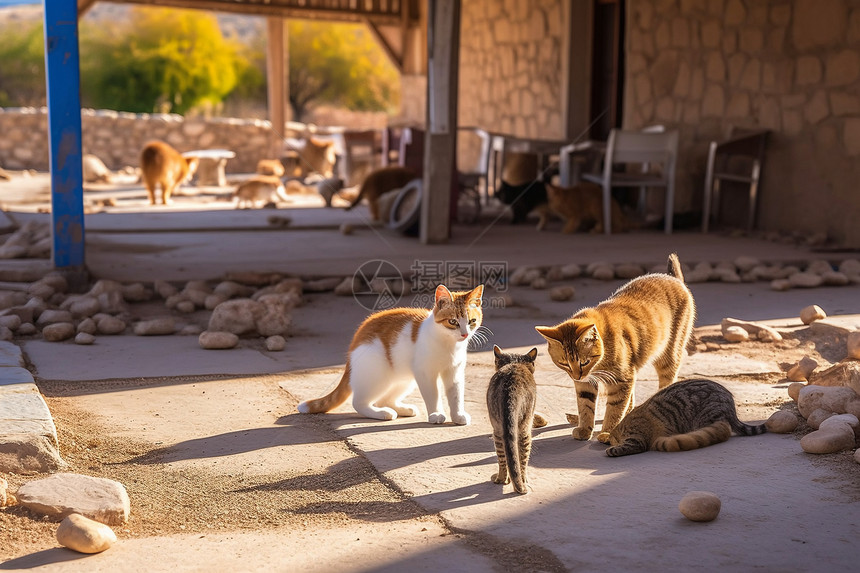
[140,141,199,205]
[298,284,484,424]
[345,166,419,221]
[545,182,632,233]
[234,175,289,209]
[535,253,696,443]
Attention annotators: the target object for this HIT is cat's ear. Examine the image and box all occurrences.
[526,347,538,361]
[535,325,561,343]
[493,345,502,358]
[582,324,600,342]
[435,284,453,305]
[467,284,484,307]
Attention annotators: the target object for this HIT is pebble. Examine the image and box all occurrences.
[96,315,126,335]
[17,322,36,336]
[154,280,178,299]
[549,286,575,302]
[56,513,117,554]
[36,309,73,326]
[591,266,615,281]
[614,263,644,279]
[786,356,818,381]
[133,318,176,336]
[121,282,152,302]
[789,272,824,288]
[678,491,721,522]
[787,382,805,401]
[855,449,860,464]
[42,322,76,342]
[175,300,196,314]
[0,315,21,331]
[822,271,849,286]
[0,476,7,507]
[75,332,95,345]
[765,410,799,433]
[530,277,547,290]
[559,263,582,279]
[205,294,229,310]
[266,335,286,351]
[800,425,856,454]
[770,278,792,291]
[340,223,354,235]
[799,305,826,325]
[806,408,835,429]
[722,326,749,342]
[847,332,860,360]
[334,277,358,296]
[198,330,239,350]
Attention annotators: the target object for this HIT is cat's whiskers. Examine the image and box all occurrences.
[467,325,494,351]
[582,370,620,387]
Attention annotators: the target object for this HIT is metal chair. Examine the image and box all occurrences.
[581,128,679,234]
[456,126,492,204]
[702,128,770,233]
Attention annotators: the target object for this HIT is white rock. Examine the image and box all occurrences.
[721,317,783,342]
[97,291,127,314]
[723,326,749,342]
[788,382,805,401]
[822,271,849,286]
[559,263,582,279]
[797,385,860,419]
[685,269,712,283]
[679,491,721,522]
[786,356,819,382]
[838,258,860,275]
[265,335,286,351]
[847,332,860,360]
[806,260,833,275]
[198,330,239,350]
[799,305,826,325]
[213,280,255,299]
[819,413,859,432]
[770,278,792,291]
[765,410,799,433]
[789,272,824,288]
[0,476,7,507]
[806,408,835,429]
[615,263,644,279]
[591,265,615,280]
[87,279,123,297]
[734,256,760,272]
[133,318,176,336]
[16,473,130,525]
[36,309,73,326]
[800,426,856,454]
[205,293,229,310]
[175,300,196,314]
[182,288,210,307]
[56,513,117,554]
[303,277,343,293]
[154,280,178,299]
[0,314,21,331]
[334,276,358,296]
[75,332,95,345]
[68,297,101,318]
[530,277,547,290]
[17,322,36,336]
[549,286,575,302]
[121,282,152,302]
[42,322,76,342]
[96,316,126,335]
[179,324,203,336]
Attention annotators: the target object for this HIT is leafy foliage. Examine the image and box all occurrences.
[0,20,45,106]
[79,8,241,114]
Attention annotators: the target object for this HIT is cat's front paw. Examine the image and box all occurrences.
[491,472,510,485]
[452,411,471,425]
[572,426,594,440]
[605,446,624,457]
[428,412,447,424]
[596,431,611,443]
[532,413,549,428]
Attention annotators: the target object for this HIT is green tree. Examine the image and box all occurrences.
[79,7,241,114]
[286,21,400,121]
[0,21,45,107]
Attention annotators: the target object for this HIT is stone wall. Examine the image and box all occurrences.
[0,107,282,173]
[626,0,860,247]
[458,0,565,140]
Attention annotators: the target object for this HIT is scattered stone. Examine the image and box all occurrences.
[182,287,210,307]
[223,271,282,287]
[559,263,582,279]
[96,315,126,335]
[75,332,95,345]
[494,293,515,308]
[545,266,564,282]
[204,294,229,310]
[303,277,346,293]
[800,305,826,325]
[0,476,7,507]
[175,300,196,314]
[822,271,850,286]
[531,277,547,290]
[97,291,127,314]
[800,424,856,454]
[208,298,291,337]
[716,269,741,283]
[806,260,833,275]
[809,360,860,395]
[42,322,76,342]
[165,293,189,310]
[549,286,575,302]
[179,324,203,336]
[788,382,805,401]
[614,263,644,279]
[734,256,760,272]
[722,326,749,343]
[36,309,73,326]
[788,272,824,288]
[797,385,860,419]
[56,513,117,554]
[252,278,303,300]
[591,265,615,281]
[334,277,358,296]
[133,318,176,336]
[17,322,36,336]
[16,473,130,525]
[679,491,721,522]
[339,223,354,235]
[154,280,179,299]
[198,330,239,350]
[0,314,21,331]
[121,282,152,302]
[806,408,835,429]
[765,410,799,433]
[212,280,255,299]
[721,317,783,342]
[265,335,286,351]
[770,278,792,291]
[786,356,819,382]
[847,332,860,360]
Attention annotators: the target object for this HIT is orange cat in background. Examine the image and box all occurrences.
[140,141,199,205]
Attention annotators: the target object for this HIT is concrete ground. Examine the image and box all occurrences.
[2,188,860,571]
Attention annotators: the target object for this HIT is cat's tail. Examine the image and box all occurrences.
[297,365,352,414]
[502,419,527,494]
[652,421,732,452]
[667,252,684,281]
[729,418,768,436]
[344,187,364,211]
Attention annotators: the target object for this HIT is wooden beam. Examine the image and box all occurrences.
[563,0,594,140]
[44,0,88,286]
[420,0,460,244]
[266,17,289,158]
[366,20,404,72]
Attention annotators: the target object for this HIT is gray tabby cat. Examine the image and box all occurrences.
[487,345,539,494]
[605,378,767,457]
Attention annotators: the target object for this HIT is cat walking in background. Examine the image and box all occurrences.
[487,346,539,494]
[140,141,199,205]
[536,253,696,443]
[298,284,484,424]
[345,166,419,221]
[234,176,289,209]
[606,378,767,457]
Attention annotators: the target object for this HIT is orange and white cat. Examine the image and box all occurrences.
[298,284,484,424]
[140,141,199,205]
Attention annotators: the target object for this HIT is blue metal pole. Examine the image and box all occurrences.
[43,0,87,281]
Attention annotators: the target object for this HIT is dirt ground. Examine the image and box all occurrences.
[2,321,855,563]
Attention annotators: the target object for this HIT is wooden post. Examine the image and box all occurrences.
[267,17,289,158]
[421,0,460,244]
[43,0,87,287]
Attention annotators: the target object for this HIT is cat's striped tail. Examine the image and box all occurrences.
[667,252,684,281]
[297,365,352,414]
[502,418,527,494]
[652,421,732,452]
[730,419,768,436]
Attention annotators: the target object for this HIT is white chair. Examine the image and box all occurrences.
[456,126,492,204]
[702,128,769,233]
[581,128,679,234]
